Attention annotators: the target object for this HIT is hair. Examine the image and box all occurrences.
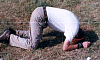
[75,28,85,39]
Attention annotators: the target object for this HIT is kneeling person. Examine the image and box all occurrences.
[0,7,90,51]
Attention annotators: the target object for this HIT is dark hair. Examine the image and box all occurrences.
[75,28,84,39]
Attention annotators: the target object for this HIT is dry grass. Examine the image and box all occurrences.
[0,0,100,60]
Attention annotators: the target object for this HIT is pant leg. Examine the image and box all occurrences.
[10,34,31,49]
[10,7,46,49]
[30,7,46,49]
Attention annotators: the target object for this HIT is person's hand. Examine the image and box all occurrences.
[82,41,91,48]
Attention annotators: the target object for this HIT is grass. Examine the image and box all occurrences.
[0,0,100,60]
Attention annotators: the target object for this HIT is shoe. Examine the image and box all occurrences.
[0,27,16,43]
[7,27,16,35]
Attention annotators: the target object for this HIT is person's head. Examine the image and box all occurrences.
[70,28,85,44]
[75,28,84,39]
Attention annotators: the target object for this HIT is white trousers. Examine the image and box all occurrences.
[10,7,46,49]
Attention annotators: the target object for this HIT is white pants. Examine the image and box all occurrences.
[10,7,46,49]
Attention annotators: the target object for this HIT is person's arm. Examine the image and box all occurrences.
[63,39,78,51]
[63,39,91,51]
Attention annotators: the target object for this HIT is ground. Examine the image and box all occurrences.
[0,0,100,60]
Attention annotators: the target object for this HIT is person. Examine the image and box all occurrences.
[0,7,91,51]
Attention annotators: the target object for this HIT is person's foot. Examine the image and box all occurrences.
[0,27,16,43]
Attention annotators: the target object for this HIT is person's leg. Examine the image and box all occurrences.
[16,30,30,38]
[10,7,45,49]
[10,34,31,49]
[29,7,46,49]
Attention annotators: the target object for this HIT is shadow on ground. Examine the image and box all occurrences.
[38,30,99,49]
[38,31,65,49]
[84,30,99,43]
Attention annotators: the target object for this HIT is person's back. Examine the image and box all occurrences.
[46,7,80,42]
